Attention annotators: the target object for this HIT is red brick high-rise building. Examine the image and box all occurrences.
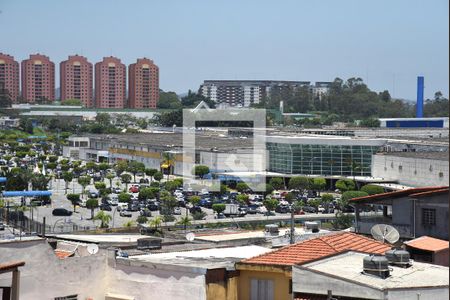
[0,53,20,104]
[60,55,93,107]
[128,58,159,109]
[21,54,55,103]
[95,57,126,108]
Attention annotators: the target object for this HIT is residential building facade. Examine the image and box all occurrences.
[199,80,310,107]
[21,54,55,103]
[60,55,93,107]
[95,57,126,108]
[0,53,20,103]
[128,58,159,109]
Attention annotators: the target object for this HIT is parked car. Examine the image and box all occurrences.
[129,185,140,193]
[99,203,112,211]
[88,190,99,198]
[139,178,149,184]
[173,207,182,215]
[112,187,122,194]
[147,201,160,211]
[140,209,152,217]
[189,206,202,214]
[302,206,317,213]
[0,222,5,230]
[247,205,259,214]
[120,211,132,217]
[52,208,73,216]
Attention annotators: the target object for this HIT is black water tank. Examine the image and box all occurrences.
[363,255,390,279]
[137,237,162,250]
[385,249,410,266]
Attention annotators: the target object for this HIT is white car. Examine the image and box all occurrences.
[257,206,268,214]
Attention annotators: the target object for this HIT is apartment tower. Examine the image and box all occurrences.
[128,58,159,109]
[0,53,20,103]
[95,56,126,108]
[21,54,55,103]
[60,55,93,107]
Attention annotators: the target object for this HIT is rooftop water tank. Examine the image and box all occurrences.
[363,255,390,279]
[385,249,411,267]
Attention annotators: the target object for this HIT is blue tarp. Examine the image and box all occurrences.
[0,177,6,183]
[2,190,52,197]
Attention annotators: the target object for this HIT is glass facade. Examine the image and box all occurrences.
[267,142,381,176]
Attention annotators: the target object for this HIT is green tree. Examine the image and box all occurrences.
[148,216,162,230]
[106,172,115,188]
[145,168,158,183]
[360,184,385,195]
[115,160,129,176]
[66,194,80,212]
[311,177,326,196]
[161,152,175,180]
[157,91,182,109]
[136,215,149,224]
[138,187,156,201]
[177,216,192,231]
[94,211,112,228]
[339,191,369,210]
[269,177,284,190]
[236,194,249,205]
[86,198,99,219]
[192,211,207,220]
[77,176,91,198]
[153,171,163,182]
[284,192,295,203]
[193,165,210,179]
[263,198,279,213]
[288,176,310,193]
[61,98,83,106]
[120,173,132,190]
[236,182,249,193]
[160,190,177,216]
[335,179,356,192]
[164,180,179,192]
[212,203,226,215]
[309,198,322,214]
[118,193,132,203]
[62,172,73,194]
[189,195,201,207]
[94,182,106,191]
[332,212,354,229]
[30,174,50,190]
[128,160,145,182]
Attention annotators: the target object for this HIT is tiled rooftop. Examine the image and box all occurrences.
[405,236,449,252]
[241,232,390,266]
[349,186,448,203]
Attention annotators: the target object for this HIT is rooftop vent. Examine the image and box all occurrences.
[363,255,390,279]
[385,249,411,268]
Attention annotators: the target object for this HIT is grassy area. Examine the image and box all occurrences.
[0,127,50,142]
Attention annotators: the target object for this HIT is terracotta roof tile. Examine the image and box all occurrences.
[54,250,74,259]
[410,188,449,197]
[242,232,390,266]
[295,295,328,300]
[404,236,449,252]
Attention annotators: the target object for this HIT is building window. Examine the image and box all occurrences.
[55,295,77,300]
[250,279,274,300]
[422,208,436,226]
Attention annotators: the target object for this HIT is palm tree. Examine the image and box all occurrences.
[106,172,115,189]
[177,216,192,231]
[93,211,112,228]
[161,152,175,181]
[148,216,162,231]
[123,220,135,228]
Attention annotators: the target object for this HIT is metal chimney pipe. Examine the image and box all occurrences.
[416,76,424,118]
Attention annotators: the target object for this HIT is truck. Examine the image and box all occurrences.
[223,204,246,217]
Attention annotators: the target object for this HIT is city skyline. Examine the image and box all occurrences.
[0,0,448,101]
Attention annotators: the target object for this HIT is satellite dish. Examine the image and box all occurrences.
[371,224,400,244]
[86,244,99,255]
[185,232,195,242]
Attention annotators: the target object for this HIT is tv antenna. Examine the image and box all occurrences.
[370,224,400,244]
[185,232,195,242]
[86,244,99,255]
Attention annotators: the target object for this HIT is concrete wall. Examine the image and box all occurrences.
[106,260,208,300]
[414,194,449,240]
[372,155,449,187]
[293,267,383,299]
[0,239,107,299]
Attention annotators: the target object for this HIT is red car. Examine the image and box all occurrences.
[129,185,139,193]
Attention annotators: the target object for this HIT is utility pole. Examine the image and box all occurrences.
[290,207,295,244]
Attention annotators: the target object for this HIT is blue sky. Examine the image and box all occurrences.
[0,0,448,100]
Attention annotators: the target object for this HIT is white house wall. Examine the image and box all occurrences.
[372,155,449,187]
